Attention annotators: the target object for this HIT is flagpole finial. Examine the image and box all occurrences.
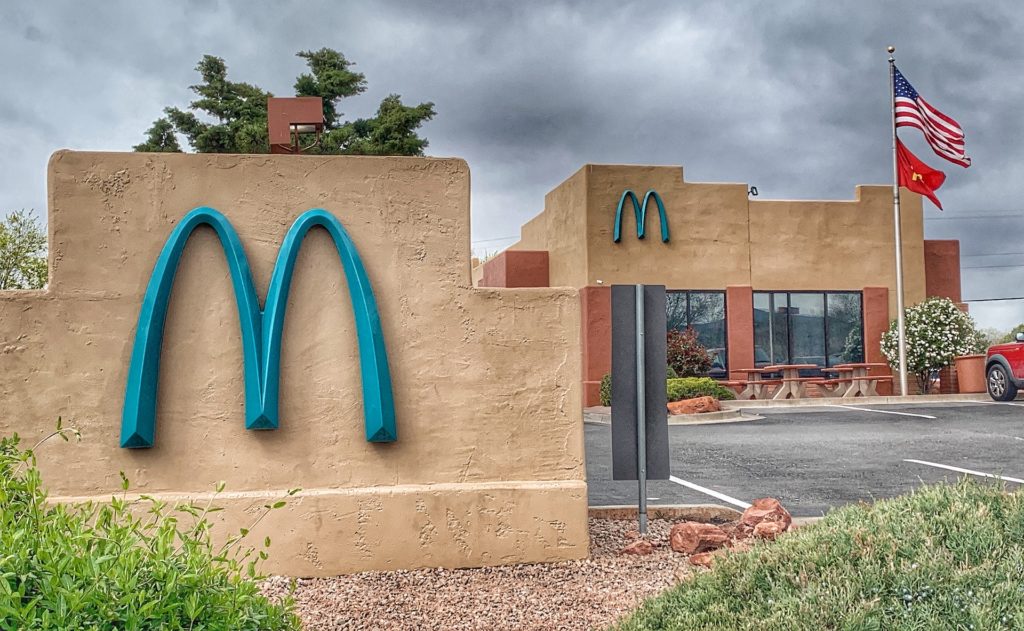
[887,45,895,54]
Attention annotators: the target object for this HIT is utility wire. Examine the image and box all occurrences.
[926,213,1024,220]
[962,263,1024,270]
[471,235,518,245]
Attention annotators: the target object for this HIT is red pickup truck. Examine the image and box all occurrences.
[986,332,1024,400]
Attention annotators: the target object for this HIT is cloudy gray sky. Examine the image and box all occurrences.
[3,1,1023,330]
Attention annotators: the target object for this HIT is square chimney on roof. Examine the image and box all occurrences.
[267,97,324,154]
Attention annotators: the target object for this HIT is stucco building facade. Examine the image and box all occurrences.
[477,165,963,405]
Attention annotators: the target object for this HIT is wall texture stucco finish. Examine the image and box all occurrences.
[510,166,589,288]
[505,164,927,322]
[0,151,587,576]
[748,187,926,316]
[584,165,753,289]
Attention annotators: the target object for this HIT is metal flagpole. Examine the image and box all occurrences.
[888,45,910,396]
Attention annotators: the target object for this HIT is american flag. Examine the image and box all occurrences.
[893,66,970,168]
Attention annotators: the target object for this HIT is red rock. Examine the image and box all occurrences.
[621,539,655,555]
[667,396,721,415]
[689,551,717,568]
[721,521,754,541]
[623,529,641,540]
[669,522,729,554]
[753,521,785,541]
[740,498,792,531]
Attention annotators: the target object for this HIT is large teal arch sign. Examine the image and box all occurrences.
[612,189,670,243]
[120,207,396,448]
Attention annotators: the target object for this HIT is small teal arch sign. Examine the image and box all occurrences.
[120,207,396,448]
[612,190,670,243]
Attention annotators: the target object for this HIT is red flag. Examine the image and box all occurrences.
[897,139,946,209]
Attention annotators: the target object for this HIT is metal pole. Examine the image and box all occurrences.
[888,46,910,397]
[635,284,648,534]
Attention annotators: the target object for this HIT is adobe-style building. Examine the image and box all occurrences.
[476,165,963,406]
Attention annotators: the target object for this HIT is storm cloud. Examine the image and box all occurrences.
[2,1,1023,328]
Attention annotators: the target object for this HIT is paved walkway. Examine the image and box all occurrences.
[585,401,1024,516]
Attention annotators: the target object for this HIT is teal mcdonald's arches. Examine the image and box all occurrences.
[612,189,670,243]
[120,207,396,448]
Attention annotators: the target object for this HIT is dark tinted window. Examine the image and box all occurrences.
[753,291,863,369]
[827,293,864,364]
[666,290,727,376]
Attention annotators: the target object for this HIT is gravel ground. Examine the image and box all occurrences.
[261,518,696,631]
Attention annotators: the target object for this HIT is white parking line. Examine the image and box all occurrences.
[827,404,937,419]
[669,475,752,509]
[904,459,1024,484]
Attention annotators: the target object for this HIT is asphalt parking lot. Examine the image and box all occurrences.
[585,401,1024,516]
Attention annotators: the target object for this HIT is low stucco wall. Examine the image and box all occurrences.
[0,151,587,576]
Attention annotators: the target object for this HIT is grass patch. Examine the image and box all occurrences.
[614,480,1024,630]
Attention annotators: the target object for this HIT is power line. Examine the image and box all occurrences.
[963,296,1024,303]
[962,263,1024,270]
[962,251,1024,258]
[926,213,1024,221]
[471,235,518,245]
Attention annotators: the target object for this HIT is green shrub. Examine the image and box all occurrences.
[602,367,678,405]
[601,375,735,406]
[880,296,983,393]
[0,424,301,630]
[667,377,736,402]
[600,373,612,406]
[666,328,712,377]
[615,479,1024,630]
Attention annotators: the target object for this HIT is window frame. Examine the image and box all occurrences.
[666,289,729,376]
[752,290,864,369]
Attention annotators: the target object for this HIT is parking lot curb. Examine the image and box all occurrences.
[584,407,762,426]
[721,393,993,410]
[588,504,743,523]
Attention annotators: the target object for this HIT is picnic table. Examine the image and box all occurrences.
[727,368,782,400]
[762,364,820,400]
[830,362,891,397]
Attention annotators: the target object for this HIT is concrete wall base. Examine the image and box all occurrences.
[54,480,589,577]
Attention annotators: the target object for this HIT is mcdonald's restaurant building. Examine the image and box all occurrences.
[475,165,964,406]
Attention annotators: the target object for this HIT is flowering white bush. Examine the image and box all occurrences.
[881,297,984,393]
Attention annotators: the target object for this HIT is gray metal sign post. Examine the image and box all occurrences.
[634,284,648,533]
[611,284,669,535]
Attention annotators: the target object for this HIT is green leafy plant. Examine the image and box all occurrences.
[0,210,47,290]
[880,297,983,393]
[599,366,682,407]
[667,328,712,377]
[136,49,435,156]
[600,373,612,407]
[616,479,1024,630]
[667,377,736,402]
[999,323,1024,344]
[842,325,864,364]
[0,422,301,629]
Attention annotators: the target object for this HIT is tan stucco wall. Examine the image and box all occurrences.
[749,186,926,316]
[516,164,926,318]
[0,151,587,576]
[509,166,589,287]
[583,165,753,290]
